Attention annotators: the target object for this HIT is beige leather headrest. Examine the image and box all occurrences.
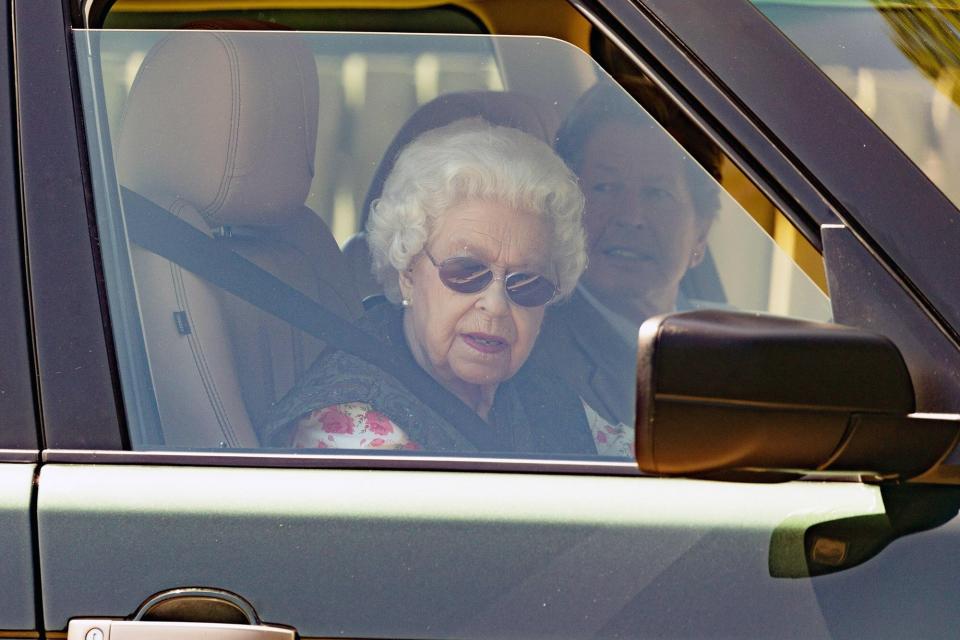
[117,30,319,227]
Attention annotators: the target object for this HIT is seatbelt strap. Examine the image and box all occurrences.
[120,187,497,450]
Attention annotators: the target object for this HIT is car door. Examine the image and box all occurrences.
[0,0,40,636]
[0,5,39,638]
[17,0,960,639]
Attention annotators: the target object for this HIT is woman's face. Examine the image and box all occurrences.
[579,121,710,322]
[399,199,552,411]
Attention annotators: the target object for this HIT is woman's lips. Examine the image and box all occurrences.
[461,332,509,354]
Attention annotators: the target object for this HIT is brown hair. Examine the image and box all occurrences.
[555,75,723,220]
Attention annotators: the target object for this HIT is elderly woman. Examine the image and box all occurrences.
[263,119,592,453]
[533,77,724,457]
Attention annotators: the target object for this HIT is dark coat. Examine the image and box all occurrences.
[263,302,595,454]
[530,290,638,428]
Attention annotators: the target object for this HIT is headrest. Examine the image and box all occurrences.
[360,90,561,225]
[117,30,319,227]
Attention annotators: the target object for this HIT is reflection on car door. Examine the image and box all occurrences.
[0,465,36,636]
[38,463,886,638]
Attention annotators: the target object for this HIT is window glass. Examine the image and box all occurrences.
[75,29,830,458]
[98,1,826,289]
[589,29,829,293]
[754,0,960,211]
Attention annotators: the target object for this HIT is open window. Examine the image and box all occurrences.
[75,16,831,456]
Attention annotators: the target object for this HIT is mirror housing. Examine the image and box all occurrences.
[635,311,960,480]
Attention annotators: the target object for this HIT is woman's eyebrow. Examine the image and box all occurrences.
[436,240,494,262]
[440,237,549,272]
[441,230,498,253]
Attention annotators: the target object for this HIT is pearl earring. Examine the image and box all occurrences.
[401,298,410,308]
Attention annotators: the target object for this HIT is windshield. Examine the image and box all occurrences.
[754,0,960,212]
[74,28,830,457]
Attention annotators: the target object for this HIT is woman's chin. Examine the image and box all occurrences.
[449,361,512,389]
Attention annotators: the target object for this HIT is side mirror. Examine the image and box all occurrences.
[635,310,960,481]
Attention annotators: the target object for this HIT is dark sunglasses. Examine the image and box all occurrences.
[424,248,559,307]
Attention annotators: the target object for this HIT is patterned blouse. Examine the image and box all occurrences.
[582,401,634,457]
[293,402,634,458]
[291,397,631,457]
[291,401,420,450]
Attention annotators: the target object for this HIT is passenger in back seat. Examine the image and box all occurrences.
[262,119,594,453]
[532,77,724,457]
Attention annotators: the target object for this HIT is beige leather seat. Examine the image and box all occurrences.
[116,29,362,448]
[343,90,562,300]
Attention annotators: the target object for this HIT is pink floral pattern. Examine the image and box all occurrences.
[292,402,419,450]
[365,411,395,436]
[311,406,354,434]
[582,401,634,457]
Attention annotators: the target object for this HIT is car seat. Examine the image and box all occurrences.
[116,29,362,448]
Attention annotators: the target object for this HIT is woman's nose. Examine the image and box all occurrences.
[476,277,511,315]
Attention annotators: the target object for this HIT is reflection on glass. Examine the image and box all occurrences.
[755,1,960,210]
[75,29,831,456]
[875,1,960,83]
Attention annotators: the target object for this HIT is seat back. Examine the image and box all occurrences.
[116,29,361,447]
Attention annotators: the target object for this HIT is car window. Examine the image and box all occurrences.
[96,1,831,291]
[753,0,960,212]
[74,28,831,457]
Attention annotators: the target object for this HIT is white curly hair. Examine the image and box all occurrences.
[367,118,587,304]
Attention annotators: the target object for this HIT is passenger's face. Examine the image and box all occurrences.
[579,121,709,322]
[399,200,551,411]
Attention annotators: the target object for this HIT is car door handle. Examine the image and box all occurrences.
[67,588,293,640]
[67,619,295,640]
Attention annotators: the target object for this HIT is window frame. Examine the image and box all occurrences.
[30,0,950,460]
[14,0,126,451]
[0,0,37,454]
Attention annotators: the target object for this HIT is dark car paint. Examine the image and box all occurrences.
[824,225,960,413]
[0,0,37,450]
[13,0,125,450]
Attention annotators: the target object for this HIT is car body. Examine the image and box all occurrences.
[4,0,960,638]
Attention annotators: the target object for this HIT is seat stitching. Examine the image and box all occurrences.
[290,43,313,175]
[203,34,242,225]
[173,261,241,447]
[169,199,241,446]
[257,324,276,411]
